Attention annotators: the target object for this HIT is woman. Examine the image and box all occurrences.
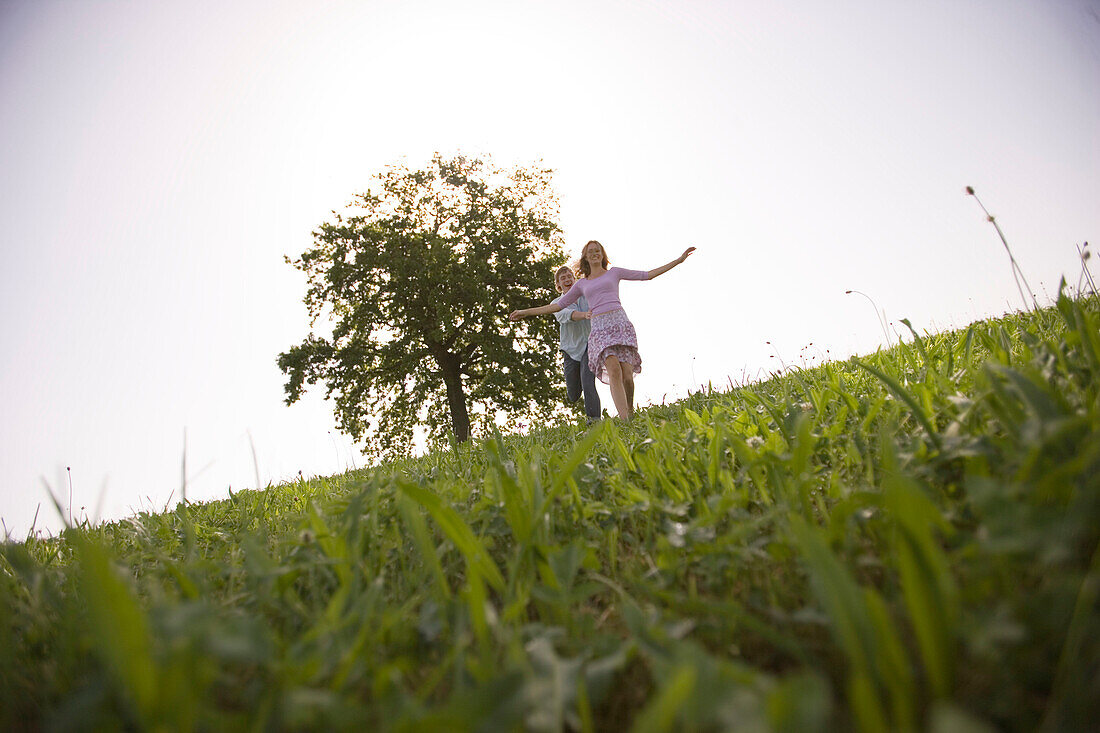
[510,240,695,421]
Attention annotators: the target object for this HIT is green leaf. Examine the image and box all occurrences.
[856,359,942,450]
[75,539,158,726]
[631,664,696,733]
[398,479,504,592]
[397,494,452,600]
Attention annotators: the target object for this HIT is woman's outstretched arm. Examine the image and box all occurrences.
[509,302,563,321]
[513,279,584,320]
[646,247,696,279]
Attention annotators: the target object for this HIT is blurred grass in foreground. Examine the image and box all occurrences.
[3,289,1098,731]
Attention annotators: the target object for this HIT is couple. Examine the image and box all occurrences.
[510,240,696,422]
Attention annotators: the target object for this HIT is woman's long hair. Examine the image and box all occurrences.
[578,240,609,278]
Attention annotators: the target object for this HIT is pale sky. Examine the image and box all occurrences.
[2,0,1098,538]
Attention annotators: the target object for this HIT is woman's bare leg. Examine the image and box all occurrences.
[604,355,630,421]
[622,364,635,419]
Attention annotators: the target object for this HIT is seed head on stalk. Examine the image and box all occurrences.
[966,186,1039,311]
[845,289,891,346]
[1076,241,1096,298]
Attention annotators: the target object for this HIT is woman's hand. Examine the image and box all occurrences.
[509,310,525,321]
[647,247,697,280]
[580,310,592,320]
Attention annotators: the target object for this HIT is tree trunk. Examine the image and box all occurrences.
[436,352,471,442]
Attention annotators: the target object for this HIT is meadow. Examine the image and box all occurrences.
[2,288,1098,731]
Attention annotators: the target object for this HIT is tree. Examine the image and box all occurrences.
[277,154,570,458]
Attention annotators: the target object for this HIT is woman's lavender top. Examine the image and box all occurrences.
[557,267,649,315]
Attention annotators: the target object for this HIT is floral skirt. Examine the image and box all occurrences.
[588,308,642,384]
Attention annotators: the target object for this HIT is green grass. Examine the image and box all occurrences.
[3,290,1099,731]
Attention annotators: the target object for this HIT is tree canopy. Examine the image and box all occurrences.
[277,154,571,458]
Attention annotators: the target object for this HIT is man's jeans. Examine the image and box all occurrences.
[563,349,601,420]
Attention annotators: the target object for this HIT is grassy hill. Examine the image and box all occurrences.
[3,291,1098,731]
